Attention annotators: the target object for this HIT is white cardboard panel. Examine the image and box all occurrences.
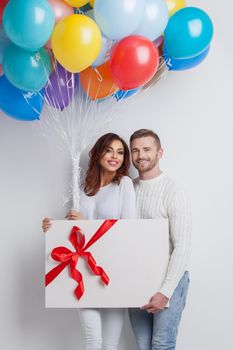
[45,219,169,308]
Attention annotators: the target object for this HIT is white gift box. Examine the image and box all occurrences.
[45,219,169,308]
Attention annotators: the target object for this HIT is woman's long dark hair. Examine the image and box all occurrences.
[84,133,130,196]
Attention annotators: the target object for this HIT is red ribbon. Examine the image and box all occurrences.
[45,219,117,300]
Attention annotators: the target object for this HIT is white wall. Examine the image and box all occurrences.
[1,1,233,349]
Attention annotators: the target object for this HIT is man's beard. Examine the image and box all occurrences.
[134,156,159,173]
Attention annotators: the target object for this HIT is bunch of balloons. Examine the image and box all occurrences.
[0,0,214,121]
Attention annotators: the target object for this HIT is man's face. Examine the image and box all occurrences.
[130,136,162,173]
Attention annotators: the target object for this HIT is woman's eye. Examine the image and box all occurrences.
[118,151,124,155]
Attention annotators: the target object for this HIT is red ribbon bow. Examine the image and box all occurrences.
[45,219,117,300]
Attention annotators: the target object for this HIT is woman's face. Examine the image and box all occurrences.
[99,139,125,173]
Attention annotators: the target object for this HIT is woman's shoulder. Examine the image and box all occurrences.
[119,176,134,187]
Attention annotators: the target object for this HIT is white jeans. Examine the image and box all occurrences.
[78,308,125,350]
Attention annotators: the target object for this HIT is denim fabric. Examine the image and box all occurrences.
[129,272,189,350]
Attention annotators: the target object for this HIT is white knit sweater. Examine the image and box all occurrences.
[134,172,192,299]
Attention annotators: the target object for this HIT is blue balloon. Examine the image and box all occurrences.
[3,43,51,92]
[94,0,144,40]
[0,75,44,121]
[164,45,210,71]
[3,0,55,51]
[0,25,9,64]
[85,10,113,67]
[164,7,214,59]
[79,3,93,12]
[114,88,140,101]
[133,0,169,41]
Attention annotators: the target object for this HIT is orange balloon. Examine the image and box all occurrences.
[80,61,118,100]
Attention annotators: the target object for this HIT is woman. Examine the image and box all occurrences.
[43,133,136,350]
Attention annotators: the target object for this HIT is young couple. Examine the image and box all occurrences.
[43,129,191,350]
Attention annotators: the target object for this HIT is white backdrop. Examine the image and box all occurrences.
[0,1,232,349]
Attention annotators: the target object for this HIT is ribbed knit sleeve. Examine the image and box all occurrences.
[134,173,192,299]
[159,189,192,298]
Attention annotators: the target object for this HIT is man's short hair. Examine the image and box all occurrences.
[130,129,161,149]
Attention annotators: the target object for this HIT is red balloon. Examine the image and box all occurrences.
[0,0,9,23]
[110,35,159,90]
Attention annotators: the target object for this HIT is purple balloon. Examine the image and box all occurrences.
[45,62,79,110]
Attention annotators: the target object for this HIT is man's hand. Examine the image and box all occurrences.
[141,292,169,313]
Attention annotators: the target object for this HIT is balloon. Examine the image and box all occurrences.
[0,75,44,121]
[164,7,214,59]
[45,62,79,110]
[52,14,101,73]
[45,0,74,49]
[0,25,9,64]
[133,0,169,41]
[110,36,159,90]
[153,36,164,56]
[64,0,89,7]
[94,0,144,40]
[3,0,55,51]
[166,0,186,17]
[0,0,8,23]
[164,45,210,71]
[80,61,118,100]
[114,88,140,101]
[80,3,92,12]
[85,10,113,67]
[3,43,51,92]
[89,0,95,7]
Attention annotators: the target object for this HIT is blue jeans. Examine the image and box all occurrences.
[129,272,189,350]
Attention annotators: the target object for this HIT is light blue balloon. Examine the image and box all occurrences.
[3,43,51,92]
[0,75,44,121]
[85,10,113,67]
[3,0,55,51]
[92,35,113,67]
[164,7,214,59]
[133,0,169,41]
[0,25,9,64]
[114,88,140,101]
[164,45,210,71]
[94,0,144,41]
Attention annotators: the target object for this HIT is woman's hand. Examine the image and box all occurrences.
[42,217,52,232]
[65,210,85,220]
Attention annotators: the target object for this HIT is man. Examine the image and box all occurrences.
[129,129,191,350]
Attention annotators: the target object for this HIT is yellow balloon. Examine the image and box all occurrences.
[166,0,186,17]
[64,0,89,7]
[89,0,95,7]
[52,14,101,73]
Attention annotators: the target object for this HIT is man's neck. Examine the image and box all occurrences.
[139,167,162,181]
